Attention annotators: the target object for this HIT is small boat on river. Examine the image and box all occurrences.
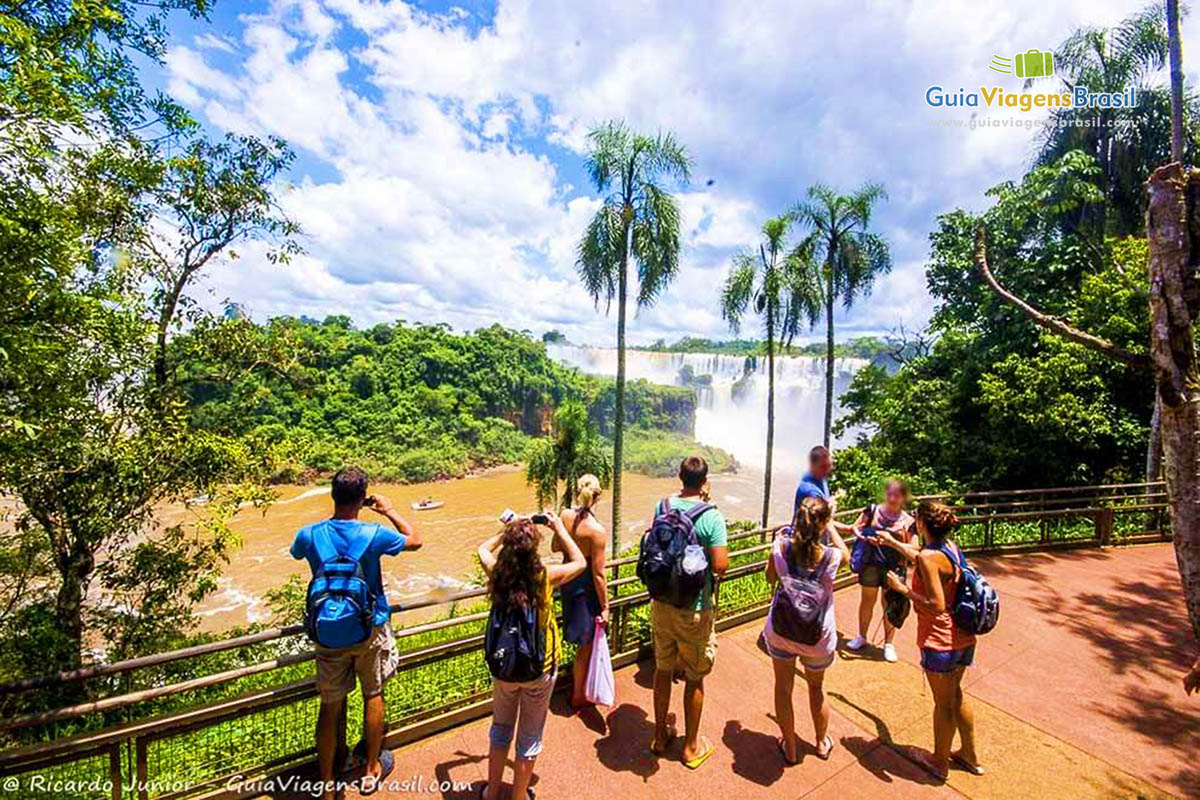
[411,498,445,511]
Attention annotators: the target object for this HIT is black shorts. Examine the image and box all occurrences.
[859,564,887,588]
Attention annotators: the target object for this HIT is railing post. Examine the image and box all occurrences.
[1095,507,1114,547]
[984,514,994,550]
[135,737,148,800]
[109,744,122,800]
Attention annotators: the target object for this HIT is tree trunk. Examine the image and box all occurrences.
[823,264,835,448]
[53,544,94,671]
[612,215,632,558]
[1168,0,1185,163]
[763,312,775,529]
[1146,393,1163,483]
[1146,163,1200,645]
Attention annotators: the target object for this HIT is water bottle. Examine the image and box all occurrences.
[681,544,707,575]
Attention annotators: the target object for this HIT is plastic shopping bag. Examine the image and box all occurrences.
[584,618,615,707]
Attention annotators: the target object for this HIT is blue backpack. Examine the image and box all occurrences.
[304,522,379,649]
[850,505,904,574]
[935,542,999,636]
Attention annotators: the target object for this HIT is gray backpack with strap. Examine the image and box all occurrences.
[769,539,833,646]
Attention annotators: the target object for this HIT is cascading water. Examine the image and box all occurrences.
[546,345,867,473]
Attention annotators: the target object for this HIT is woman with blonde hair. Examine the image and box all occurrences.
[558,474,612,709]
[763,496,851,764]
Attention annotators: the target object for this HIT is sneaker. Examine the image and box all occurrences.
[883,643,898,662]
[846,635,867,651]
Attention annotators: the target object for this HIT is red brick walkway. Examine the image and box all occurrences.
[364,543,1196,799]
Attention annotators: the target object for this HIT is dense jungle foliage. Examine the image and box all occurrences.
[180,316,718,484]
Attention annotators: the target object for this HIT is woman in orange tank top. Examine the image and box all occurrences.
[885,500,983,782]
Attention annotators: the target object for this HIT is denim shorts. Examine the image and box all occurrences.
[920,645,975,673]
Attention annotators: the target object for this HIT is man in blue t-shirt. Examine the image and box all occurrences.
[794,445,855,542]
[794,445,833,513]
[291,466,422,798]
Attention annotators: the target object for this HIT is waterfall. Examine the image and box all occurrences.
[546,344,867,473]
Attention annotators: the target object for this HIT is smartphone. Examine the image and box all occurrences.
[531,513,549,525]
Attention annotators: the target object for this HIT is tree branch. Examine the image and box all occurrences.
[973,226,1151,370]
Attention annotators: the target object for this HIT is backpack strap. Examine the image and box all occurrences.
[345,523,377,564]
[684,502,714,523]
[312,521,374,565]
[933,541,965,582]
[311,522,337,565]
[657,497,672,517]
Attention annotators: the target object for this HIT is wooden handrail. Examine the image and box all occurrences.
[0,481,1166,708]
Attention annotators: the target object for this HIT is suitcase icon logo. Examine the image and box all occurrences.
[989,49,1054,79]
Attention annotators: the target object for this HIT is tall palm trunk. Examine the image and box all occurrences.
[823,260,835,448]
[612,210,633,558]
[762,304,776,528]
[1168,0,1185,163]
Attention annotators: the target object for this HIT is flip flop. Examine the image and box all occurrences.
[358,748,394,796]
[951,752,986,775]
[776,736,800,766]
[912,753,948,783]
[682,736,715,770]
[816,735,835,761]
[649,726,677,756]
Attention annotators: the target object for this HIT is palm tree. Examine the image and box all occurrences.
[721,216,819,526]
[792,184,891,447]
[1039,5,1185,236]
[1168,0,1185,163]
[577,120,691,554]
[524,401,612,510]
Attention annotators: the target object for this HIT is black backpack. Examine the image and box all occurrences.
[484,600,546,682]
[636,498,714,608]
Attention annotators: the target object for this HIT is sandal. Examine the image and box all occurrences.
[952,751,986,775]
[682,736,715,770]
[776,736,800,766]
[358,748,394,796]
[816,735,835,761]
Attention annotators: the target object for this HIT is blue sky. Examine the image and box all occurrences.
[152,0,1196,346]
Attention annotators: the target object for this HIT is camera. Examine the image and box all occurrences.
[531,513,549,525]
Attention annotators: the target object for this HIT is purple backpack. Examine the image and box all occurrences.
[768,539,833,646]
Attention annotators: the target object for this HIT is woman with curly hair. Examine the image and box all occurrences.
[886,500,983,781]
[478,511,585,800]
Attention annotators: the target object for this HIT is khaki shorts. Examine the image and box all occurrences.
[650,600,717,682]
[315,624,398,703]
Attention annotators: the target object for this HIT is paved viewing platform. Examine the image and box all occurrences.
[290,543,1196,799]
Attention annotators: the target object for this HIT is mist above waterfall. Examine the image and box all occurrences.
[547,345,866,474]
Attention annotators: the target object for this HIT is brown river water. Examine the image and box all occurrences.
[180,464,799,632]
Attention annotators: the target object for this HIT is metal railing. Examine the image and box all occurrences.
[0,481,1170,800]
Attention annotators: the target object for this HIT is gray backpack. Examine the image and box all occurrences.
[769,540,833,646]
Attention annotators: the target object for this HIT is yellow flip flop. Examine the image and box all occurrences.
[682,736,715,770]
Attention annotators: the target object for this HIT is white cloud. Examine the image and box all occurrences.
[164,0,1199,345]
